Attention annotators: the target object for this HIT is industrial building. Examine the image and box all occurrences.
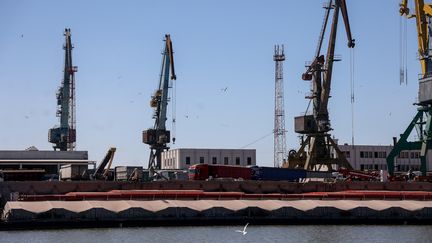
[161,148,256,170]
[338,144,432,172]
[0,149,94,175]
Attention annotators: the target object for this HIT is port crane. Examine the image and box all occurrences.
[285,0,355,171]
[48,28,77,151]
[387,0,432,176]
[143,34,176,170]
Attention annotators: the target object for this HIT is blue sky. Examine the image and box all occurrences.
[0,0,421,167]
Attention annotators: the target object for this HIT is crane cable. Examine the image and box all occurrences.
[400,15,408,85]
[240,131,274,149]
[350,47,355,147]
[171,76,177,144]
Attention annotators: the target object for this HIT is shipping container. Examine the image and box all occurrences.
[188,164,252,180]
[115,166,143,181]
[59,164,88,180]
[154,170,188,181]
[250,166,307,181]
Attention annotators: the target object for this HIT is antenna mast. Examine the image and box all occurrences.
[273,45,287,168]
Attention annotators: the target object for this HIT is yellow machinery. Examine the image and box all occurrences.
[387,0,432,176]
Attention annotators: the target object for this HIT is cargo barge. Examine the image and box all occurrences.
[0,180,432,229]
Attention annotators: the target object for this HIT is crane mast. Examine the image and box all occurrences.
[387,0,432,176]
[285,0,354,171]
[143,34,176,170]
[48,28,77,151]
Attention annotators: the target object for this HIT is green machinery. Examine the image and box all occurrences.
[387,0,432,176]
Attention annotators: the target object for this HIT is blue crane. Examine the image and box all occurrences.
[143,34,176,170]
[48,28,77,151]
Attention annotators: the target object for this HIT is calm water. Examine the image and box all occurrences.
[1,225,431,243]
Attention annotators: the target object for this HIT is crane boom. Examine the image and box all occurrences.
[143,34,176,170]
[319,0,355,123]
[400,0,432,76]
[92,147,116,179]
[339,0,355,48]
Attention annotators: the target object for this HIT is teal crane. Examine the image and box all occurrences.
[143,34,176,170]
[48,28,77,151]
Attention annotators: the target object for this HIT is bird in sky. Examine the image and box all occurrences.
[235,223,249,235]
[221,87,228,92]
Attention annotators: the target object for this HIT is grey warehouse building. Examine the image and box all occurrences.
[0,149,94,175]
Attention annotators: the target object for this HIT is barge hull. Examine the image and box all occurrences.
[2,199,432,227]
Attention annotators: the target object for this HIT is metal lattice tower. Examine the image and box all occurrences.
[273,45,287,168]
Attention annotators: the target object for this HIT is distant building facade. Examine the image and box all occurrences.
[0,150,94,175]
[338,144,432,172]
[161,148,256,170]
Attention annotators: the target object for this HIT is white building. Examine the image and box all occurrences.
[161,148,256,170]
[338,144,432,172]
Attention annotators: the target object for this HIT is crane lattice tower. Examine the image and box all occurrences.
[48,28,77,151]
[273,45,287,168]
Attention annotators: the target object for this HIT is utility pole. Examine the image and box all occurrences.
[273,45,287,168]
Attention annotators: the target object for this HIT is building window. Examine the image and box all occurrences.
[185,157,191,165]
[361,151,373,159]
[235,157,240,165]
[224,157,229,165]
[212,157,217,164]
[247,157,252,165]
[199,157,204,164]
[399,151,409,159]
[375,151,387,158]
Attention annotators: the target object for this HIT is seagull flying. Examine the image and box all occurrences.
[235,223,249,235]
